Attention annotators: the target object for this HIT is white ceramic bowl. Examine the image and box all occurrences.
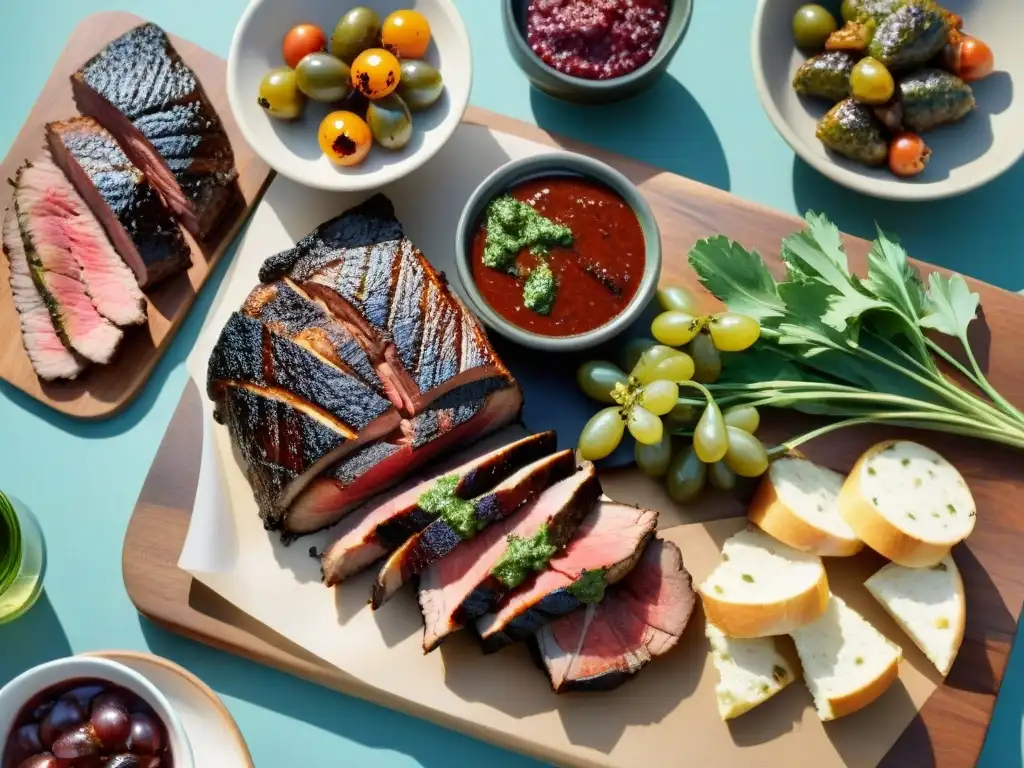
[752,0,1024,200]
[0,656,194,766]
[228,0,472,191]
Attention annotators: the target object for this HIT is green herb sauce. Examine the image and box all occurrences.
[417,475,482,541]
[482,195,572,275]
[567,568,607,604]
[490,524,557,588]
[522,263,556,315]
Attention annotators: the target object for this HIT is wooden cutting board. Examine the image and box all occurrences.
[124,107,1024,767]
[0,12,271,420]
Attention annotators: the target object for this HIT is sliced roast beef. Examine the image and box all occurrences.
[258,194,512,415]
[12,163,122,364]
[419,464,600,652]
[285,382,523,536]
[72,23,238,239]
[47,117,190,288]
[371,449,578,608]
[532,538,695,693]
[321,430,557,586]
[2,208,86,380]
[477,502,658,652]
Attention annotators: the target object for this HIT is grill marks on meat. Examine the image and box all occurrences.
[476,502,658,652]
[72,23,238,239]
[320,430,557,586]
[12,163,122,365]
[371,450,577,608]
[47,117,190,288]
[2,208,86,380]
[419,465,601,653]
[533,539,695,693]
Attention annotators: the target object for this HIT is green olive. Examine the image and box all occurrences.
[793,4,838,50]
[723,427,770,478]
[723,405,760,434]
[656,285,701,314]
[664,402,698,427]
[331,6,381,63]
[295,52,351,102]
[258,68,305,120]
[689,333,722,384]
[708,461,738,492]
[396,59,445,111]
[620,337,658,374]
[850,57,895,105]
[367,93,413,150]
[635,433,673,479]
[577,361,629,404]
[693,402,728,463]
[666,447,706,504]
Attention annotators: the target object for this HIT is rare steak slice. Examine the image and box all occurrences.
[532,538,695,693]
[72,23,239,239]
[320,429,556,586]
[371,449,578,608]
[2,208,85,380]
[476,501,658,653]
[419,464,601,652]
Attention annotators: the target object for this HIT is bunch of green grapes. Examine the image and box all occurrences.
[576,285,770,503]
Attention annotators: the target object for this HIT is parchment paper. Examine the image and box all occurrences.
[178,125,940,768]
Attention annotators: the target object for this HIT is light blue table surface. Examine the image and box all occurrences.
[1,1,1022,765]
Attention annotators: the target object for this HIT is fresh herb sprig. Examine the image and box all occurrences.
[681,213,1024,454]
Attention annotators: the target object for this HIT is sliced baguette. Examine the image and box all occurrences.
[838,441,976,567]
[791,594,903,721]
[699,527,829,638]
[707,621,799,720]
[748,457,862,557]
[865,554,965,676]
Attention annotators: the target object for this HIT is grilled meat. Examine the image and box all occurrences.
[419,465,600,652]
[320,429,556,586]
[533,539,695,693]
[72,23,238,239]
[476,502,658,652]
[2,208,85,380]
[47,117,190,288]
[371,449,577,608]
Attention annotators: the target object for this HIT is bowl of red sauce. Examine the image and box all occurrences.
[456,152,661,352]
[502,0,693,103]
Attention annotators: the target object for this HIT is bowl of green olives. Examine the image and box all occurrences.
[753,0,1024,200]
[229,0,472,191]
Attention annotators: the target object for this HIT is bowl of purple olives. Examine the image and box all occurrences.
[0,656,192,768]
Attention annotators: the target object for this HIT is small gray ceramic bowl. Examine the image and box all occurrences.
[502,0,693,104]
[455,153,661,352]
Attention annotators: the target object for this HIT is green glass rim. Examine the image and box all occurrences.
[0,490,22,596]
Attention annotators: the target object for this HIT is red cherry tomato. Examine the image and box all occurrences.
[889,133,931,178]
[954,35,995,82]
[283,24,327,69]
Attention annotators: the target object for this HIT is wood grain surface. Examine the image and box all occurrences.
[0,12,271,420]
[124,106,1024,767]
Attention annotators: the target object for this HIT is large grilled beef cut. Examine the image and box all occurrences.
[371,450,577,608]
[47,117,191,288]
[419,464,601,652]
[476,501,658,653]
[72,23,239,240]
[533,538,695,693]
[320,430,556,586]
[208,195,522,540]
[2,208,86,380]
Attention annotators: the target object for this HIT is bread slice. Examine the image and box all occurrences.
[865,554,965,675]
[790,594,902,721]
[699,527,829,638]
[838,441,976,567]
[748,457,862,557]
[706,621,799,720]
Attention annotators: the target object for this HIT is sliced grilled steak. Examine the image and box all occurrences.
[2,208,85,380]
[259,194,512,415]
[72,23,238,239]
[47,117,190,288]
[285,382,523,536]
[477,501,658,652]
[532,538,695,693]
[12,163,122,364]
[419,465,600,652]
[371,449,578,608]
[321,430,556,586]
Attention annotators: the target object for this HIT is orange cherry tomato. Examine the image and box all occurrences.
[283,24,327,69]
[351,48,402,99]
[319,111,373,167]
[381,10,432,59]
[889,133,931,178]
[951,35,995,82]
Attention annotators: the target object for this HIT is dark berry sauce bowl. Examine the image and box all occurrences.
[503,0,693,103]
[0,656,193,768]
